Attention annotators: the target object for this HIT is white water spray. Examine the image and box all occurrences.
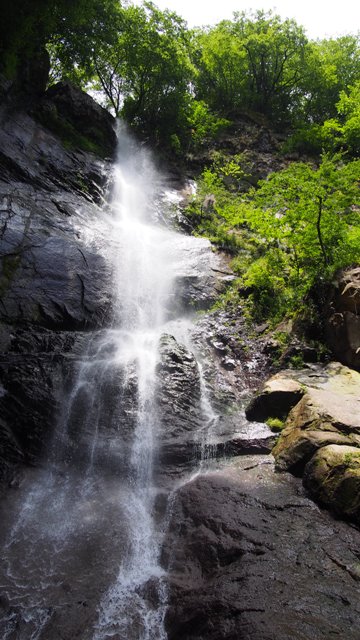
[92,129,176,640]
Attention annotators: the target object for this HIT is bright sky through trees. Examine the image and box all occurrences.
[133,0,359,39]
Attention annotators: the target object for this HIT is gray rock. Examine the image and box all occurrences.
[156,334,202,466]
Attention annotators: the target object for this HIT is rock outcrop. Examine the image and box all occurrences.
[39,81,117,159]
[246,363,360,522]
[156,334,202,469]
[304,444,360,524]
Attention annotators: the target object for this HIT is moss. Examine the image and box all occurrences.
[266,417,285,432]
[344,451,360,469]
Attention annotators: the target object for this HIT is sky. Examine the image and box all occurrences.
[133,0,360,39]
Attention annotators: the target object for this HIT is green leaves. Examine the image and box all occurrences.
[187,152,360,322]
[193,10,307,124]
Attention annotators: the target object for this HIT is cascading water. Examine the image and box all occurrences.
[0,126,222,640]
[91,131,173,640]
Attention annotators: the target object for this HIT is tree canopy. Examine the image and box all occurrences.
[1,2,359,151]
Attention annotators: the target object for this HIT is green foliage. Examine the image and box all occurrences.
[187,101,230,149]
[2,2,359,156]
[186,152,360,323]
[89,2,195,147]
[0,0,121,82]
[194,10,307,125]
[285,78,360,158]
[298,36,360,124]
[266,417,285,432]
[249,155,360,273]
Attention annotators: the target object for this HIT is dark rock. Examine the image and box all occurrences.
[0,327,86,477]
[0,98,115,483]
[41,82,117,159]
[156,334,202,465]
[164,458,360,640]
[326,266,360,371]
[0,107,113,330]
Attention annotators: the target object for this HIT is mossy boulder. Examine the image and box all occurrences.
[304,445,360,524]
[272,393,360,474]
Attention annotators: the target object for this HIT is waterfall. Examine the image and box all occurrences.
[0,126,220,640]
[91,130,172,640]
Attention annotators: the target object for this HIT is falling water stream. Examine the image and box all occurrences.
[0,128,222,639]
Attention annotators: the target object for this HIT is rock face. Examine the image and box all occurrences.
[246,363,360,522]
[0,88,116,484]
[41,82,117,159]
[326,266,360,371]
[156,334,202,468]
[164,457,360,640]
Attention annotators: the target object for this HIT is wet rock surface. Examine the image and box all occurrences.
[164,456,360,640]
[0,92,116,484]
[156,334,202,466]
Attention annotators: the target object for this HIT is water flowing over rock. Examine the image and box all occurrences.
[0,91,116,483]
[1,90,360,640]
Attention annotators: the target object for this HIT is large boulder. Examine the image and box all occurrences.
[326,266,360,371]
[271,364,360,475]
[245,372,305,421]
[164,457,360,640]
[304,445,360,524]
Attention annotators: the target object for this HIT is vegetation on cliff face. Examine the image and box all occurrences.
[186,152,360,324]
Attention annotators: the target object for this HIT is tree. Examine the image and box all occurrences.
[193,23,247,113]
[231,10,307,121]
[0,0,121,89]
[90,2,195,146]
[248,155,360,283]
[193,11,307,124]
[298,35,360,124]
[336,81,360,156]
